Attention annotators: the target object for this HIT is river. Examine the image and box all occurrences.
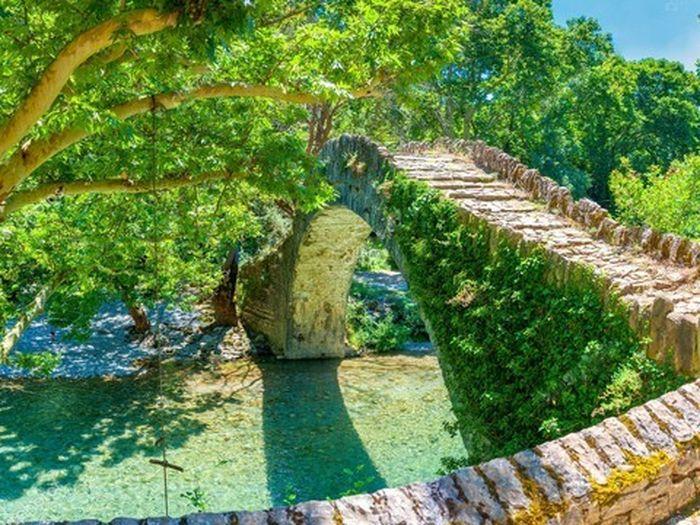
[0,353,465,522]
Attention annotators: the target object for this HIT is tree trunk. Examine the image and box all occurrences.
[212,247,240,326]
[128,304,151,333]
[1,278,61,363]
[306,103,337,155]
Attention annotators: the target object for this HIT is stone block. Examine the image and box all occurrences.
[625,407,677,453]
[292,500,338,524]
[629,493,671,525]
[601,487,658,523]
[143,518,180,525]
[512,449,563,504]
[659,234,676,259]
[364,487,426,525]
[452,467,507,521]
[479,457,530,514]
[397,482,450,524]
[559,433,610,483]
[333,492,377,524]
[535,441,592,500]
[669,478,697,512]
[679,381,700,406]
[184,513,234,525]
[661,390,700,433]
[644,399,694,443]
[582,424,628,467]
[665,313,700,374]
[427,475,483,524]
[236,511,273,525]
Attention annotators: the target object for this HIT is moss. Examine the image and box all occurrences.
[590,451,671,506]
[332,506,344,525]
[676,433,700,454]
[618,415,645,443]
[511,462,568,525]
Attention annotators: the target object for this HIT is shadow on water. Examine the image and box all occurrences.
[260,358,387,506]
[0,361,235,502]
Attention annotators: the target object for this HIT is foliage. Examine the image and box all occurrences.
[346,299,410,353]
[342,0,699,207]
[180,487,208,512]
[383,172,685,461]
[546,58,700,205]
[9,351,61,378]
[282,484,298,507]
[611,155,700,239]
[346,246,428,354]
[355,235,395,272]
[0,183,297,342]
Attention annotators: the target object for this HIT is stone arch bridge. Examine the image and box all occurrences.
[242,135,700,374]
[47,136,700,524]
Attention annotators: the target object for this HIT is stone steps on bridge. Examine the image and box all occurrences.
[393,149,700,373]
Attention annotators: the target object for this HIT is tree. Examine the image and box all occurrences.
[554,58,700,205]
[0,0,464,361]
[611,155,700,239]
[0,0,463,212]
[346,1,699,209]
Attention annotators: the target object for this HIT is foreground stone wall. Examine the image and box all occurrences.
[31,379,700,524]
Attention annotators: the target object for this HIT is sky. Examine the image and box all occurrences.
[553,0,699,70]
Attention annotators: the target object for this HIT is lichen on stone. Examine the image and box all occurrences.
[510,463,568,525]
[589,451,671,506]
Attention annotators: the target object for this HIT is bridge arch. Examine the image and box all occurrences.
[240,136,426,359]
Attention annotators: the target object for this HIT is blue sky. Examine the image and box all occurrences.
[553,0,699,70]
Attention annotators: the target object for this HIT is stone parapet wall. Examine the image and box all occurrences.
[398,139,700,375]
[29,380,700,524]
[401,139,700,268]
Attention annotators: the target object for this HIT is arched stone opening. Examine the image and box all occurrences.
[239,136,430,359]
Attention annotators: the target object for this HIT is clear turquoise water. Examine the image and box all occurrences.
[0,353,464,522]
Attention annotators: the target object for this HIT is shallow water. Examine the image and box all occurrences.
[0,353,464,522]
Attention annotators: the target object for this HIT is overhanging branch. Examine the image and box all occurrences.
[1,276,64,363]
[1,170,243,219]
[0,82,381,203]
[0,8,181,160]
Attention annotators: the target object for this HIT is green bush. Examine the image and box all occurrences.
[355,236,397,272]
[346,259,429,352]
[346,298,411,353]
[384,172,686,462]
[611,155,700,239]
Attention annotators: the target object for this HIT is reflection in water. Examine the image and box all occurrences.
[0,353,464,522]
[261,359,386,505]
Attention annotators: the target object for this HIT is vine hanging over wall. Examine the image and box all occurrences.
[382,171,686,462]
